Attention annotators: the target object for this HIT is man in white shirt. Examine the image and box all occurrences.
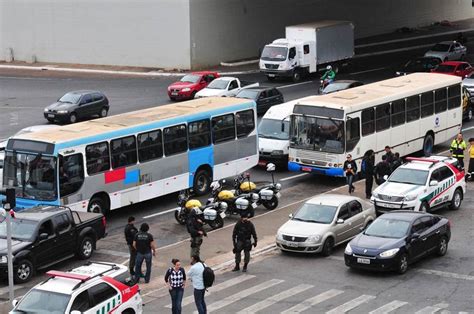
[188,255,206,314]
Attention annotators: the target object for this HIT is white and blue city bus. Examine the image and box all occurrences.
[2,97,258,213]
[288,73,463,176]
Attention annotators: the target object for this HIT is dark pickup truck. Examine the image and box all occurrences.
[0,206,106,283]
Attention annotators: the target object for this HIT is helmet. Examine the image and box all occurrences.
[326,65,332,70]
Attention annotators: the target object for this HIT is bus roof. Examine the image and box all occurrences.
[262,96,316,120]
[15,97,253,145]
[296,73,461,113]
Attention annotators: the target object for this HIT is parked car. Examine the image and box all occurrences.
[431,61,474,77]
[424,41,467,61]
[10,262,142,314]
[195,77,259,98]
[462,71,474,92]
[276,194,375,256]
[0,124,61,150]
[168,71,219,100]
[344,211,451,274]
[371,156,466,215]
[395,57,442,76]
[44,90,109,124]
[235,86,284,114]
[462,86,474,121]
[0,206,107,283]
[321,80,364,94]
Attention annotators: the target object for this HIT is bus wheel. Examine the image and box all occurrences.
[292,70,301,82]
[88,196,109,215]
[422,133,434,157]
[193,169,211,196]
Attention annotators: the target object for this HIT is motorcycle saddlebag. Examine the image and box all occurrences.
[260,189,274,200]
[235,198,249,210]
[203,208,217,220]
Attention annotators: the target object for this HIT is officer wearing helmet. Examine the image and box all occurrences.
[186,206,207,258]
[232,212,258,272]
[321,65,336,83]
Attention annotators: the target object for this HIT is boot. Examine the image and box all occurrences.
[232,263,240,272]
[242,263,248,272]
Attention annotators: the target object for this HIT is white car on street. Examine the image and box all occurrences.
[195,77,259,98]
[10,262,142,314]
[276,194,375,256]
[371,156,466,214]
[424,41,467,62]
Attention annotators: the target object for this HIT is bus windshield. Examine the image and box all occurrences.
[3,152,57,201]
[290,115,345,153]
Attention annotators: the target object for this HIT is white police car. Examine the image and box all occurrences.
[371,156,466,214]
[10,262,142,314]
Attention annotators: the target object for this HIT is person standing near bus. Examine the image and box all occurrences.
[374,155,391,185]
[450,133,467,170]
[187,209,207,258]
[133,223,156,284]
[124,216,138,276]
[343,154,357,194]
[468,138,474,180]
[384,146,394,164]
[362,150,375,199]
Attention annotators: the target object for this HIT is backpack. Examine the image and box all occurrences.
[201,262,215,288]
[361,159,367,175]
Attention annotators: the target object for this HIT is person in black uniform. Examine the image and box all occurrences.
[362,150,375,199]
[232,213,257,272]
[374,155,391,185]
[187,209,206,259]
[343,154,358,194]
[124,216,138,276]
[133,223,156,283]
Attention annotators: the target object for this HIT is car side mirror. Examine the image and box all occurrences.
[410,233,420,242]
[383,175,388,181]
[38,233,48,241]
[12,298,20,307]
[288,213,293,219]
[429,180,439,186]
[336,218,344,224]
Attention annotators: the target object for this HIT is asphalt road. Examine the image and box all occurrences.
[1,42,474,308]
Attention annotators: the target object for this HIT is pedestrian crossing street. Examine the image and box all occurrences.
[157,274,471,313]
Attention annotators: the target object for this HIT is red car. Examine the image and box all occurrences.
[168,71,219,100]
[431,61,474,78]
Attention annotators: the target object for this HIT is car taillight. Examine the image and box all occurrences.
[102,216,107,229]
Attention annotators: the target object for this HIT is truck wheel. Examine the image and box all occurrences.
[193,169,211,196]
[14,259,34,284]
[292,70,301,82]
[78,236,95,259]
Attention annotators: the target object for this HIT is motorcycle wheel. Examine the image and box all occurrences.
[174,210,187,225]
[263,196,279,210]
[208,216,224,229]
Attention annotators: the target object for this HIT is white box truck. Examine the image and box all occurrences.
[259,20,354,82]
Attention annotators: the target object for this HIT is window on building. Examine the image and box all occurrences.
[188,119,211,149]
[138,130,163,163]
[86,142,110,175]
[164,124,188,156]
[111,136,137,169]
[236,110,255,138]
[212,114,235,144]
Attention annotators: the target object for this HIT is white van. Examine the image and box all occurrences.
[258,96,314,168]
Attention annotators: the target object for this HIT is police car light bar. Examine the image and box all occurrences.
[405,157,440,163]
[46,270,90,281]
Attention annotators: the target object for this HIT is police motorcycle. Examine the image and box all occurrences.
[175,189,227,229]
[208,179,259,218]
[234,163,282,210]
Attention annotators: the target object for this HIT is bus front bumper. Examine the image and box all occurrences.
[288,162,344,177]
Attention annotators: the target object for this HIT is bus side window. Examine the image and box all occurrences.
[375,103,390,132]
[111,136,137,169]
[138,130,163,162]
[188,119,211,149]
[361,108,375,136]
[86,142,110,175]
[212,114,236,144]
[406,95,420,122]
[164,124,188,156]
[236,109,255,138]
[59,153,84,198]
[345,117,360,152]
[448,84,461,110]
[421,91,434,118]
[435,88,447,113]
[391,99,405,127]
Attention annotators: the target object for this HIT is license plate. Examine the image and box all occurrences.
[48,114,55,118]
[251,203,258,209]
[357,258,370,264]
[268,74,276,77]
[302,167,312,172]
[276,192,281,198]
[258,160,267,167]
[378,202,400,208]
[219,212,226,218]
[171,92,178,96]
[285,241,298,247]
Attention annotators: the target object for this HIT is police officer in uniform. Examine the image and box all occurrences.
[124,216,138,276]
[232,213,257,272]
[450,133,467,170]
[187,208,206,258]
[133,223,156,284]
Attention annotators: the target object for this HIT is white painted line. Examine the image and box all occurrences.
[96,249,130,258]
[143,207,178,219]
[354,44,433,59]
[416,269,474,281]
[277,81,315,89]
[461,125,474,132]
[202,279,284,313]
[350,67,387,76]
[280,173,309,182]
[326,294,376,314]
[0,285,24,295]
[237,283,313,314]
[220,60,259,67]
[414,303,449,314]
[165,274,255,308]
[369,300,409,314]
[281,289,344,313]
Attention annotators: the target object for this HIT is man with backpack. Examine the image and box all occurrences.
[362,150,375,199]
[232,213,258,272]
[188,255,214,314]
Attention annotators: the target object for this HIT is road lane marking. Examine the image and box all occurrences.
[236,283,313,314]
[165,274,255,308]
[277,81,315,89]
[279,173,309,182]
[143,207,178,219]
[416,269,474,281]
[96,249,130,258]
[0,285,24,295]
[281,289,344,313]
[326,294,376,314]
[414,303,449,314]
[369,300,409,314]
[201,279,284,313]
[350,67,387,75]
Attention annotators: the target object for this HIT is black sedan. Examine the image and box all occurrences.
[44,90,109,124]
[344,211,450,274]
[396,57,442,76]
[235,86,284,115]
[321,80,364,94]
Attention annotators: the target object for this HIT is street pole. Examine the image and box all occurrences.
[4,203,14,303]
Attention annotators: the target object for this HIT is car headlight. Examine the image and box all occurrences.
[371,192,379,199]
[404,194,417,201]
[306,235,321,243]
[44,108,49,112]
[57,110,68,114]
[0,256,7,264]
[182,88,191,92]
[276,233,283,241]
[379,248,400,258]
[275,183,282,191]
[344,243,353,255]
[271,150,284,156]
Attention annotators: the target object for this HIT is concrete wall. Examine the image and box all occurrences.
[190,0,474,68]
[0,0,191,69]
